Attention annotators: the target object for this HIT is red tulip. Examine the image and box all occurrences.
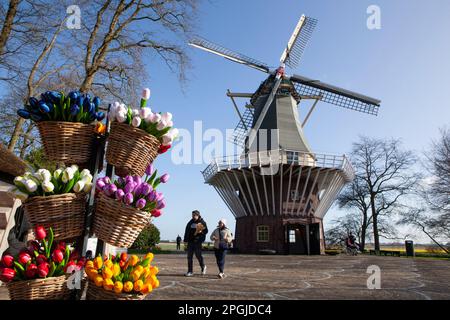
[77,258,86,267]
[1,254,14,268]
[0,268,16,282]
[57,241,66,252]
[52,249,64,263]
[119,260,126,269]
[36,254,47,265]
[35,226,47,240]
[18,252,32,265]
[25,263,38,278]
[37,263,49,278]
[64,261,76,273]
[120,252,128,262]
[151,209,162,218]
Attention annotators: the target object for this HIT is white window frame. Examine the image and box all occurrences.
[256,225,269,242]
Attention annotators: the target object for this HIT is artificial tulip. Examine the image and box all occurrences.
[18,252,31,265]
[37,263,49,278]
[0,268,16,282]
[151,209,162,218]
[136,198,146,209]
[123,281,133,293]
[73,180,85,193]
[42,180,55,193]
[115,189,125,201]
[94,275,104,287]
[1,254,14,267]
[159,173,170,183]
[114,281,124,294]
[25,264,38,278]
[129,255,139,267]
[120,252,128,262]
[132,116,141,127]
[102,267,113,279]
[35,226,46,241]
[134,280,144,292]
[23,179,38,193]
[36,254,47,265]
[103,278,114,291]
[94,256,103,269]
[142,88,151,100]
[124,192,133,205]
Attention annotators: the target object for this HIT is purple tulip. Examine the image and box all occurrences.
[124,193,134,205]
[133,176,142,186]
[156,192,165,202]
[125,176,134,185]
[136,198,146,209]
[147,190,157,202]
[124,182,135,194]
[96,179,106,190]
[159,173,170,183]
[115,189,125,201]
[140,183,152,196]
[116,177,124,185]
[104,183,117,196]
[156,199,166,209]
[103,176,111,184]
[145,164,154,176]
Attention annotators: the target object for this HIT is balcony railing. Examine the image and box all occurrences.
[202,149,355,182]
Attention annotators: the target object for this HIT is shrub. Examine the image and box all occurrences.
[131,224,160,250]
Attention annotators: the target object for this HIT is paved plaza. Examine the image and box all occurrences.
[1,253,449,300]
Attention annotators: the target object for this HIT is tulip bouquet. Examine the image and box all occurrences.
[85,252,159,296]
[17,90,105,124]
[95,164,168,218]
[108,88,179,149]
[10,165,93,201]
[0,226,86,283]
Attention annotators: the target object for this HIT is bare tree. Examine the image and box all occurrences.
[348,136,418,252]
[0,0,20,57]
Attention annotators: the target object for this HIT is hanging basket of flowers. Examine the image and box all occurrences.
[92,165,167,248]
[105,88,178,176]
[10,165,93,240]
[0,226,86,300]
[85,252,160,300]
[17,90,105,166]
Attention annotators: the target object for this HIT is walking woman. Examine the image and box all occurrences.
[210,218,233,279]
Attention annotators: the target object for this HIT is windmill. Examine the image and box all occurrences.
[190,14,380,254]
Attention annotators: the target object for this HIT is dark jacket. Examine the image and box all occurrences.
[183,217,208,243]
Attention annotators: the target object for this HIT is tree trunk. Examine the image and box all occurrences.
[370,195,380,253]
[7,117,25,153]
[0,0,20,55]
[79,73,94,93]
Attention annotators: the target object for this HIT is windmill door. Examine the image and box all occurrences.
[308,223,321,255]
[288,224,307,254]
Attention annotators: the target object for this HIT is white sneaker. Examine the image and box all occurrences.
[218,273,224,279]
[201,265,207,275]
[185,272,194,277]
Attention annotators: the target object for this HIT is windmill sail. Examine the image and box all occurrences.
[291,74,380,115]
[280,15,318,68]
[189,37,270,73]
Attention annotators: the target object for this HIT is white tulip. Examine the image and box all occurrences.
[37,169,52,182]
[70,164,79,172]
[80,169,90,178]
[116,112,127,123]
[117,104,127,114]
[81,174,93,184]
[42,181,55,193]
[14,176,25,185]
[113,101,120,109]
[132,116,141,128]
[166,120,173,127]
[23,179,38,193]
[150,113,161,124]
[144,111,154,124]
[53,169,63,180]
[83,182,93,193]
[139,107,151,120]
[142,88,151,100]
[161,112,172,123]
[33,172,44,182]
[10,188,28,201]
[161,133,173,146]
[131,108,139,117]
[23,171,32,178]
[62,167,75,183]
[73,180,85,193]
[156,120,168,131]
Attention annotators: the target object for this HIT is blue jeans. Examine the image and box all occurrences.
[187,242,204,273]
[214,248,227,273]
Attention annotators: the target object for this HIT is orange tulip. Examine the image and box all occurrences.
[114,281,123,294]
[94,275,104,287]
[103,278,114,291]
[129,255,139,267]
[141,283,153,294]
[94,256,103,269]
[123,281,133,293]
[134,280,144,292]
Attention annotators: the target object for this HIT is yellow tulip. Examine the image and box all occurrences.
[104,260,113,270]
[145,252,154,262]
[114,281,123,294]
[102,267,113,279]
[141,283,153,294]
[87,269,98,281]
[123,281,133,293]
[94,256,103,269]
[150,266,159,276]
[143,268,151,278]
[103,278,114,291]
[132,270,143,282]
[85,261,94,269]
[134,280,144,292]
[129,255,139,267]
[113,263,121,277]
[94,275,104,287]
[153,279,160,288]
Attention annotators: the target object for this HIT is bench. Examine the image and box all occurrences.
[369,249,401,257]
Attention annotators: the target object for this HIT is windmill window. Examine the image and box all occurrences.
[256,225,269,242]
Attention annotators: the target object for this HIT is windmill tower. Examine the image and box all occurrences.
[190,14,380,254]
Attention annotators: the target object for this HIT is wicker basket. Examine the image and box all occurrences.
[105,122,160,176]
[23,193,87,240]
[93,193,151,248]
[6,275,70,300]
[0,143,29,177]
[85,280,148,300]
[37,121,95,166]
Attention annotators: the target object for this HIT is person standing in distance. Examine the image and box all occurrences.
[183,210,208,276]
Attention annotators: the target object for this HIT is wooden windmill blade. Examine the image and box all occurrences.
[280,15,318,69]
[189,36,270,73]
[290,74,381,115]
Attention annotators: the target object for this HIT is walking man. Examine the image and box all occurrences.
[176,235,182,250]
[183,210,208,277]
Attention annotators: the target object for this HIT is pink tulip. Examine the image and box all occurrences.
[124,193,134,205]
[136,198,146,209]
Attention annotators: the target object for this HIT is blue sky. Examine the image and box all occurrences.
[148,0,450,242]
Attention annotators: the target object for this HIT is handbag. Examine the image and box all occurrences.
[218,229,230,250]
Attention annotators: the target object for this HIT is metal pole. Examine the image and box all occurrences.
[302,97,321,128]
[306,224,310,255]
[227,89,248,131]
